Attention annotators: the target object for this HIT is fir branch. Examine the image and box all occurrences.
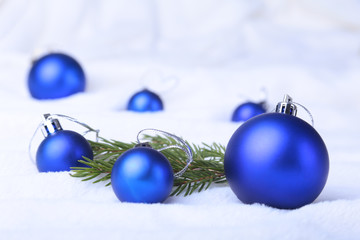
[71,135,226,196]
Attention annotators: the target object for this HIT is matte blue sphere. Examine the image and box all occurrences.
[231,102,266,122]
[224,113,329,209]
[111,147,174,203]
[28,53,86,99]
[127,89,163,112]
[36,130,93,172]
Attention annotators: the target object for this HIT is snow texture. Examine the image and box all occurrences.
[0,0,360,239]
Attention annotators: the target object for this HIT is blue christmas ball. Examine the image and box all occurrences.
[111,146,174,203]
[127,89,163,112]
[28,53,86,99]
[231,102,266,122]
[36,130,93,172]
[224,113,329,209]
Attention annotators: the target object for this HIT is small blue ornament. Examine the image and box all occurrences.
[36,114,93,172]
[224,95,329,209]
[231,101,267,122]
[111,144,174,203]
[127,89,163,112]
[28,53,86,99]
[111,128,193,204]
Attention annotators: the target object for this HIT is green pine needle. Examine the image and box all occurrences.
[71,135,227,196]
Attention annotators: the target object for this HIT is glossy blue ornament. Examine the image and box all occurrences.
[111,145,174,203]
[36,116,93,172]
[224,96,329,209]
[28,53,86,99]
[127,89,163,112]
[231,102,266,122]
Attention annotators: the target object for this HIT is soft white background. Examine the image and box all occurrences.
[0,0,359,239]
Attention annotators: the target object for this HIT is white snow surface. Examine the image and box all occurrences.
[0,0,360,239]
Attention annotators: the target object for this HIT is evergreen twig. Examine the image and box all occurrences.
[71,135,226,196]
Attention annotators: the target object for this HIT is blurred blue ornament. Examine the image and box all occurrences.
[36,115,93,172]
[231,101,267,122]
[224,95,329,209]
[111,144,173,203]
[28,53,86,99]
[127,89,163,112]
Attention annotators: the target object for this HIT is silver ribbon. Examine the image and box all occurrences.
[136,128,193,178]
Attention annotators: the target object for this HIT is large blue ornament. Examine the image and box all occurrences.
[231,101,266,122]
[224,95,329,209]
[127,89,163,112]
[28,53,86,99]
[111,144,174,203]
[36,115,93,172]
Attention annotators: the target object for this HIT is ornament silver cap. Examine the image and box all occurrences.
[276,94,297,116]
[135,142,152,148]
[41,114,63,137]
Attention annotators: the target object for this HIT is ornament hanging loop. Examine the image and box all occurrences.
[47,114,100,140]
[139,69,179,94]
[276,94,314,127]
[137,128,193,178]
[259,87,269,110]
